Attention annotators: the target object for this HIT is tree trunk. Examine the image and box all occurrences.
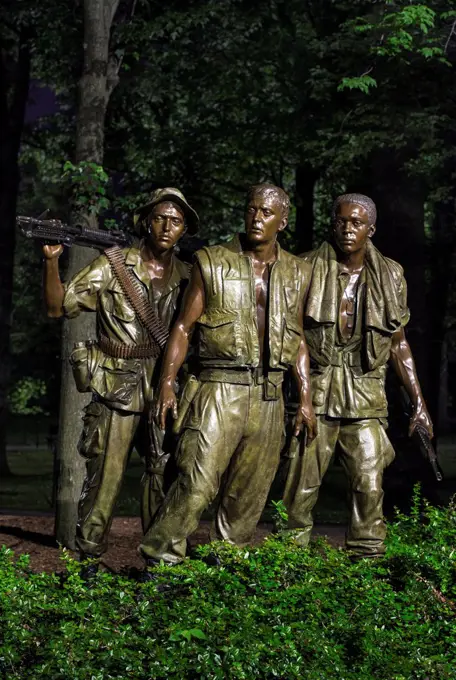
[294,164,317,254]
[0,32,31,476]
[54,0,120,549]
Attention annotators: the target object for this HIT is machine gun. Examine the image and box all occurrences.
[17,215,206,262]
[400,387,443,482]
[17,215,134,251]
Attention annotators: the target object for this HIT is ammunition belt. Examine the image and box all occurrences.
[98,333,157,360]
[104,245,168,355]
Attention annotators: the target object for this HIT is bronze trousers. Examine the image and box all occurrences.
[75,399,173,557]
[140,381,284,564]
[284,416,395,556]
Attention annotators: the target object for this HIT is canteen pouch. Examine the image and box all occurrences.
[69,341,97,393]
[172,374,201,435]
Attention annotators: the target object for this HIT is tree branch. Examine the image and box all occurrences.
[445,19,456,54]
[415,574,456,611]
[106,52,122,98]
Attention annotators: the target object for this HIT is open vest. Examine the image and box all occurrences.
[194,235,310,370]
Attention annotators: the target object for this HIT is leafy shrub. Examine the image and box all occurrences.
[1,489,455,680]
[8,377,48,416]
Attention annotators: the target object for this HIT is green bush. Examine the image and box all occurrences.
[1,490,455,680]
[8,377,48,416]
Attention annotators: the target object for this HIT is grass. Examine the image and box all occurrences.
[2,449,55,512]
[3,425,456,522]
[1,446,351,522]
[1,448,146,516]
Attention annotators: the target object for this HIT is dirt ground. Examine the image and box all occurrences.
[0,514,345,573]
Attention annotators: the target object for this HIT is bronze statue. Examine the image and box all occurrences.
[43,188,199,571]
[283,193,433,557]
[140,183,317,567]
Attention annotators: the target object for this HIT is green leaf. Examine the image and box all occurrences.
[338,75,378,94]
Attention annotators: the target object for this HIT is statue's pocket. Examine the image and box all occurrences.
[96,362,142,405]
[175,418,201,474]
[281,318,303,366]
[284,286,299,315]
[351,366,387,411]
[172,375,201,436]
[197,310,238,359]
[103,285,136,322]
[78,401,108,458]
[310,365,331,407]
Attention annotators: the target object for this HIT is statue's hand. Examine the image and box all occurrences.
[409,402,434,439]
[294,399,318,444]
[155,380,178,431]
[43,244,64,260]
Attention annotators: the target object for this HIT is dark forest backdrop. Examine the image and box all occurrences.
[2,0,456,536]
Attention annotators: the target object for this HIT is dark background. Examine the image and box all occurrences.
[2,0,456,521]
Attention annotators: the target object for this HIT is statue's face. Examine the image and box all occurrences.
[333,202,375,254]
[145,201,186,251]
[244,191,287,244]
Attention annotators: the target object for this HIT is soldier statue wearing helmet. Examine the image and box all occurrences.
[43,187,198,575]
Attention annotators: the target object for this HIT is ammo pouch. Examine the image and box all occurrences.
[172,375,201,436]
[263,374,282,401]
[69,341,98,393]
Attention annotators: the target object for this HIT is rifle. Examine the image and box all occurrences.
[400,387,443,482]
[413,423,443,482]
[17,215,134,251]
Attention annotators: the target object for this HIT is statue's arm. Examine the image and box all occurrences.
[292,337,318,443]
[43,245,65,317]
[291,283,317,442]
[390,327,433,437]
[155,263,206,430]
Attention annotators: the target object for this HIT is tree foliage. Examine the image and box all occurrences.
[19,0,456,233]
[9,0,456,434]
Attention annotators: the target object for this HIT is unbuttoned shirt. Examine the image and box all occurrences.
[63,245,190,412]
[309,266,400,420]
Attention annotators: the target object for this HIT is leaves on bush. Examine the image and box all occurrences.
[0,488,455,679]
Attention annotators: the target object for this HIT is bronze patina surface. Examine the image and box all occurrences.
[284,193,433,556]
[43,188,198,558]
[141,183,317,564]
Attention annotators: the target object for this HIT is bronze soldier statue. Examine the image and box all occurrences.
[283,193,433,557]
[43,188,199,571]
[140,183,317,567]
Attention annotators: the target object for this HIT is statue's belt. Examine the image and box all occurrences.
[328,349,362,367]
[198,366,284,387]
